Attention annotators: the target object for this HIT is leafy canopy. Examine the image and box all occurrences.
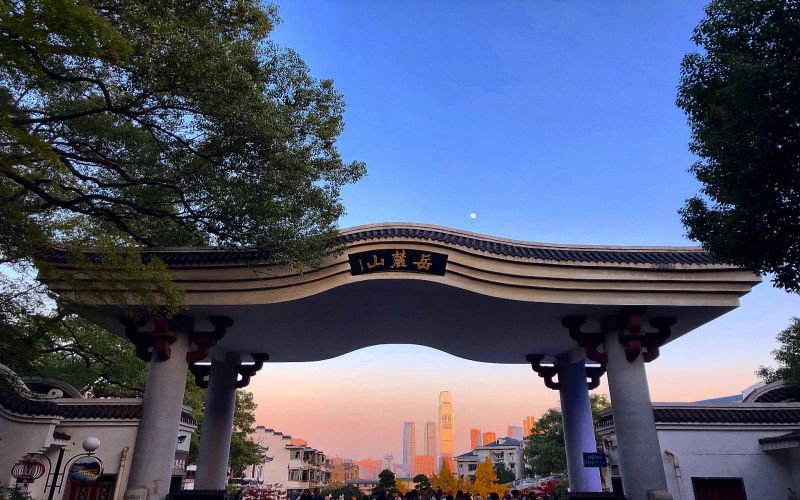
[523,394,610,478]
[0,0,363,394]
[471,459,508,498]
[758,317,800,386]
[676,0,800,292]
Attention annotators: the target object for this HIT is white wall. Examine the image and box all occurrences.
[657,428,797,500]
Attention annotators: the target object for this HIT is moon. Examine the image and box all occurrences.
[469,213,477,219]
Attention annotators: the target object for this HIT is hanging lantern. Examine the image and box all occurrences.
[11,457,46,484]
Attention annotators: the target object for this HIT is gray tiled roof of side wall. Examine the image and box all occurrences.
[41,225,719,266]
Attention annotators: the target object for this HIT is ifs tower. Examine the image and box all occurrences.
[438,391,455,471]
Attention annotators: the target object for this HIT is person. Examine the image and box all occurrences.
[299,489,313,500]
[473,493,482,500]
[510,491,520,500]
[456,491,464,500]
[464,492,472,500]
[489,493,500,500]
[313,488,324,500]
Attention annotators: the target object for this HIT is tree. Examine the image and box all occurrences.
[413,474,431,489]
[523,408,566,478]
[228,391,262,478]
[758,317,800,386]
[676,0,800,292]
[372,469,397,497]
[430,461,459,495]
[493,463,515,485]
[0,0,364,392]
[323,484,361,500]
[472,459,507,499]
[523,394,610,477]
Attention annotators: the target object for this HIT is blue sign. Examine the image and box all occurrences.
[582,452,607,467]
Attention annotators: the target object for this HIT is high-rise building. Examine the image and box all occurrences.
[507,426,524,441]
[469,428,483,450]
[403,421,416,474]
[384,453,396,473]
[414,455,435,476]
[425,421,437,457]
[482,431,497,445]
[523,416,536,436]
[354,458,382,480]
[439,391,455,471]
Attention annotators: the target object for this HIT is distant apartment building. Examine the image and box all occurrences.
[424,421,437,458]
[414,455,435,476]
[354,458,382,480]
[523,416,536,436]
[507,426,524,441]
[469,428,483,450]
[455,437,524,482]
[482,431,497,445]
[248,426,332,496]
[439,391,455,471]
[403,422,416,475]
[331,459,359,484]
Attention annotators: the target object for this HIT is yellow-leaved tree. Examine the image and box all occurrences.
[431,461,460,494]
[472,459,509,498]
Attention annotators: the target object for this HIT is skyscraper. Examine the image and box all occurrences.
[507,425,524,440]
[403,421,416,474]
[523,416,537,436]
[439,391,455,471]
[482,431,497,445]
[470,428,483,450]
[425,421,437,457]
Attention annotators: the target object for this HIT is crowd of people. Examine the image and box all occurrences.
[372,488,555,500]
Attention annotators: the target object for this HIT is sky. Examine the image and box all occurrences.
[246,1,800,462]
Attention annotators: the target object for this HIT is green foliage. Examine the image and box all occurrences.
[413,474,431,489]
[372,469,397,496]
[676,0,800,292]
[0,0,364,386]
[0,486,32,500]
[758,317,800,385]
[493,463,515,484]
[1,315,147,397]
[524,394,610,477]
[228,391,262,477]
[523,408,566,477]
[323,484,361,500]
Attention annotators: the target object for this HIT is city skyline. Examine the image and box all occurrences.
[248,0,800,460]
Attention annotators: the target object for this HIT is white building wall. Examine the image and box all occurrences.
[656,428,796,500]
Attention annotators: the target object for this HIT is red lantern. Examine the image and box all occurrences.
[11,457,46,484]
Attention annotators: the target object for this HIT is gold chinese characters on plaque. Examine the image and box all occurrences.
[348,249,448,276]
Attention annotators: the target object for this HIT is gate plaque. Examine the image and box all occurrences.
[348,249,448,276]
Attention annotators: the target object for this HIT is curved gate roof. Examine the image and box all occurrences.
[41,222,760,363]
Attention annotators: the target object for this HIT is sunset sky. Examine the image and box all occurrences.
[248,1,800,461]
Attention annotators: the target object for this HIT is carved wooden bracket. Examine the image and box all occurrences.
[236,353,269,388]
[122,316,186,361]
[562,316,608,364]
[186,317,234,363]
[616,307,675,363]
[527,354,606,391]
[587,365,606,390]
[188,363,211,389]
[526,354,560,390]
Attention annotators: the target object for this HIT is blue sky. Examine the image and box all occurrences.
[250,1,800,459]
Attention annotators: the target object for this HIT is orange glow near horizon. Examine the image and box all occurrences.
[246,343,765,462]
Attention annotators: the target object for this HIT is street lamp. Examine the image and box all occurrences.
[11,436,103,500]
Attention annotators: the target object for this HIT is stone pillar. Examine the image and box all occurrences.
[195,352,240,490]
[126,329,190,500]
[604,330,669,500]
[556,355,602,493]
